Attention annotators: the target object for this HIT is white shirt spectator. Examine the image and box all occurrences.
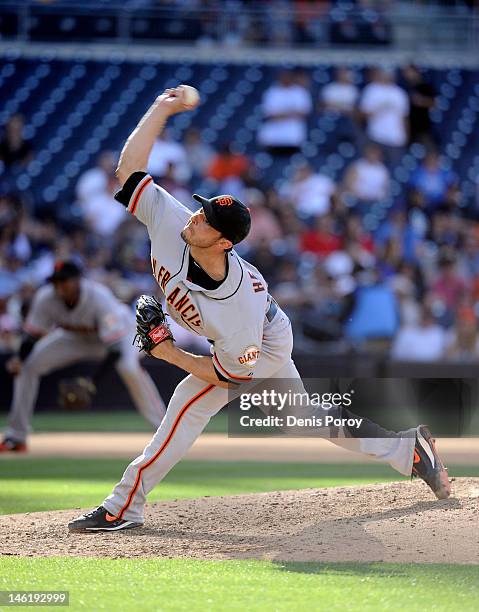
[391,323,445,361]
[322,82,358,113]
[347,158,390,201]
[343,144,390,203]
[360,82,409,147]
[76,167,108,204]
[148,138,191,183]
[281,164,336,216]
[80,191,125,237]
[76,151,116,205]
[258,81,312,148]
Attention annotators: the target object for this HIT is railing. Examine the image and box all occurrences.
[0,2,477,52]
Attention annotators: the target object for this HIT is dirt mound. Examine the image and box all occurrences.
[1,478,478,564]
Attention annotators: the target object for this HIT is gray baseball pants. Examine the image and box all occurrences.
[104,311,415,523]
[4,328,166,442]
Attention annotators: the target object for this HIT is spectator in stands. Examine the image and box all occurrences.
[300,214,343,257]
[183,128,214,182]
[409,150,457,213]
[391,305,446,362]
[431,251,468,325]
[389,262,422,326]
[204,142,252,202]
[0,252,29,299]
[0,209,31,265]
[359,67,409,167]
[321,67,360,144]
[158,162,192,208]
[293,1,329,44]
[445,306,479,362]
[272,258,307,314]
[76,151,117,206]
[280,161,336,218]
[0,114,33,170]
[148,129,191,183]
[343,215,376,270]
[301,264,354,343]
[274,200,305,253]
[457,225,479,279]
[0,114,33,194]
[247,241,282,285]
[345,269,399,342]
[322,67,358,113]
[243,188,283,248]
[429,207,462,250]
[377,237,404,279]
[341,143,390,210]
[257,69,312,155]
[401,64,437,146]
[375,207,422,264]
[75,152,123,238]
[264,0,295,45]
[206,142,250,188]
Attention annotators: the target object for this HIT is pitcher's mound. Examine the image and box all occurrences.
[1,478,478,564]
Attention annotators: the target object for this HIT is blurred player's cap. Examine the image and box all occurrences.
[47,260,82,282]
[192,193,251,245]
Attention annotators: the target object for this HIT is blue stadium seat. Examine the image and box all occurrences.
[0,58,477,208]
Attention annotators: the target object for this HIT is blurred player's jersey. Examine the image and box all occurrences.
[24,279,132,346]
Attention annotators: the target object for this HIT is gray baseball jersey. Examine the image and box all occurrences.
[24,279,130,346]
[124,174,270,383]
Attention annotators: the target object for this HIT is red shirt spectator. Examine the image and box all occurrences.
[300,215,343,256]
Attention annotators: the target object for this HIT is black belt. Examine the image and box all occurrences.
[265,297,278,323]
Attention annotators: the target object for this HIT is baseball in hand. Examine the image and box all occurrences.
[180,85,200,109]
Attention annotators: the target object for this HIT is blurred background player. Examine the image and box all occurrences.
[0,260,166,452]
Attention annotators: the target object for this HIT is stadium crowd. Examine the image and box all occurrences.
[1,64,479,362]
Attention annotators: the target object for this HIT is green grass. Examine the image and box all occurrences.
[1,458,477,515]
[0,410,228,433]
[0,558,478,611]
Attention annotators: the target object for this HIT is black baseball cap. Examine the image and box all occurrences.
[192,194,251,245]
[47,260,82,282]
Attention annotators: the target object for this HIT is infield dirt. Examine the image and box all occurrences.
[1,478,478,564]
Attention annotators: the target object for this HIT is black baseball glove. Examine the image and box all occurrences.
[58,377,96,410]
[134,294,174,355]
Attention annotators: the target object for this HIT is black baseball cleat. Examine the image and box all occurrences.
[412,425,451,500]
[0,437,27,453]
[68,506,143,532]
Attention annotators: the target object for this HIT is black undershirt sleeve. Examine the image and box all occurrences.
[114,171,148,207]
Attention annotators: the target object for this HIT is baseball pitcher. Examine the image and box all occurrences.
[0,260,167,452]
[69,85,451,532]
